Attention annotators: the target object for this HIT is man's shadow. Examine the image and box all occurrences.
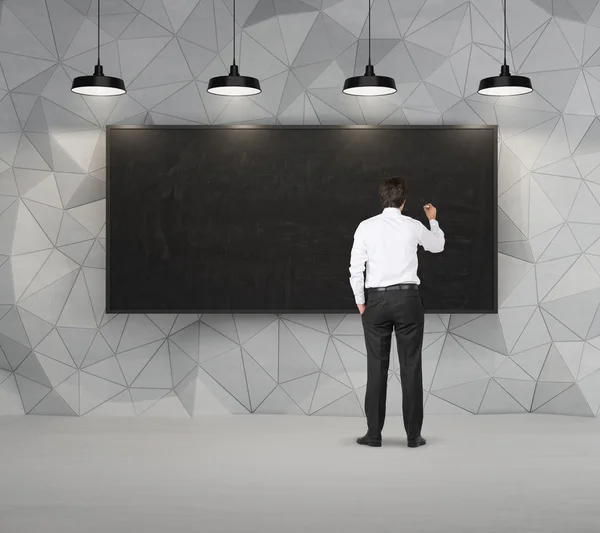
[342,436,444,447]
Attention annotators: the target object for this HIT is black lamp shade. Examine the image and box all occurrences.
[71,65,126,96]
[207,65,262,96]
[343,64,396,96]
[478,65,532,97]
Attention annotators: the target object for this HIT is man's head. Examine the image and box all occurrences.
[379,177,407,210]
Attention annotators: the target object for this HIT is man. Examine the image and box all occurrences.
[349,177,444,448]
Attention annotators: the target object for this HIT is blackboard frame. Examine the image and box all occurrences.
[106,125,498,315]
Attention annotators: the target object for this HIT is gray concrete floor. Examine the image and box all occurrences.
[1,414,600,533]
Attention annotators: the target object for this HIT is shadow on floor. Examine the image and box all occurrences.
[340,436,445,447]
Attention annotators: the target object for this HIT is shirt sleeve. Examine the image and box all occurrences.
[418,219,445,253]
[349,224,368,305]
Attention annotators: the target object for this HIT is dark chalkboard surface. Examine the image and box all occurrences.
[107,126,497,313]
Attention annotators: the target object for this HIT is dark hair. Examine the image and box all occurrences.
[379,177,408,208]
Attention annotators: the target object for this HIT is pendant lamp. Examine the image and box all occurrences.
[71,0,126,96]
[343,0,396,96]
[478,0,532,96]
[207,0,261,96]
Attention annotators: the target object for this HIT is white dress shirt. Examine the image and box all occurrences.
[349,207,445,305]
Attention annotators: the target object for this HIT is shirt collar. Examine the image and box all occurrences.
[382,207,403,217]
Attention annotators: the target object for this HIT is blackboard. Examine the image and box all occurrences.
[107,126,497,313]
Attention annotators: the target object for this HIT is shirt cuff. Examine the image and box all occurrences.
[355,294,365,305]
[429,219,439,228]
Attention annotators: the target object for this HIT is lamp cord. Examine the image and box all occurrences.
[97,0,101,66]
[503,0,507,66]
[368,0,371,66]
[233,0,236,66]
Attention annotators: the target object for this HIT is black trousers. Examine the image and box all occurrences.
[361,287,425,440]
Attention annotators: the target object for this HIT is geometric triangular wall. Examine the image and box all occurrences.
[1,0,599,417]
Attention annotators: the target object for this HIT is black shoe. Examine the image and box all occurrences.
[357,434,382,447]
[407,436,426,448]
